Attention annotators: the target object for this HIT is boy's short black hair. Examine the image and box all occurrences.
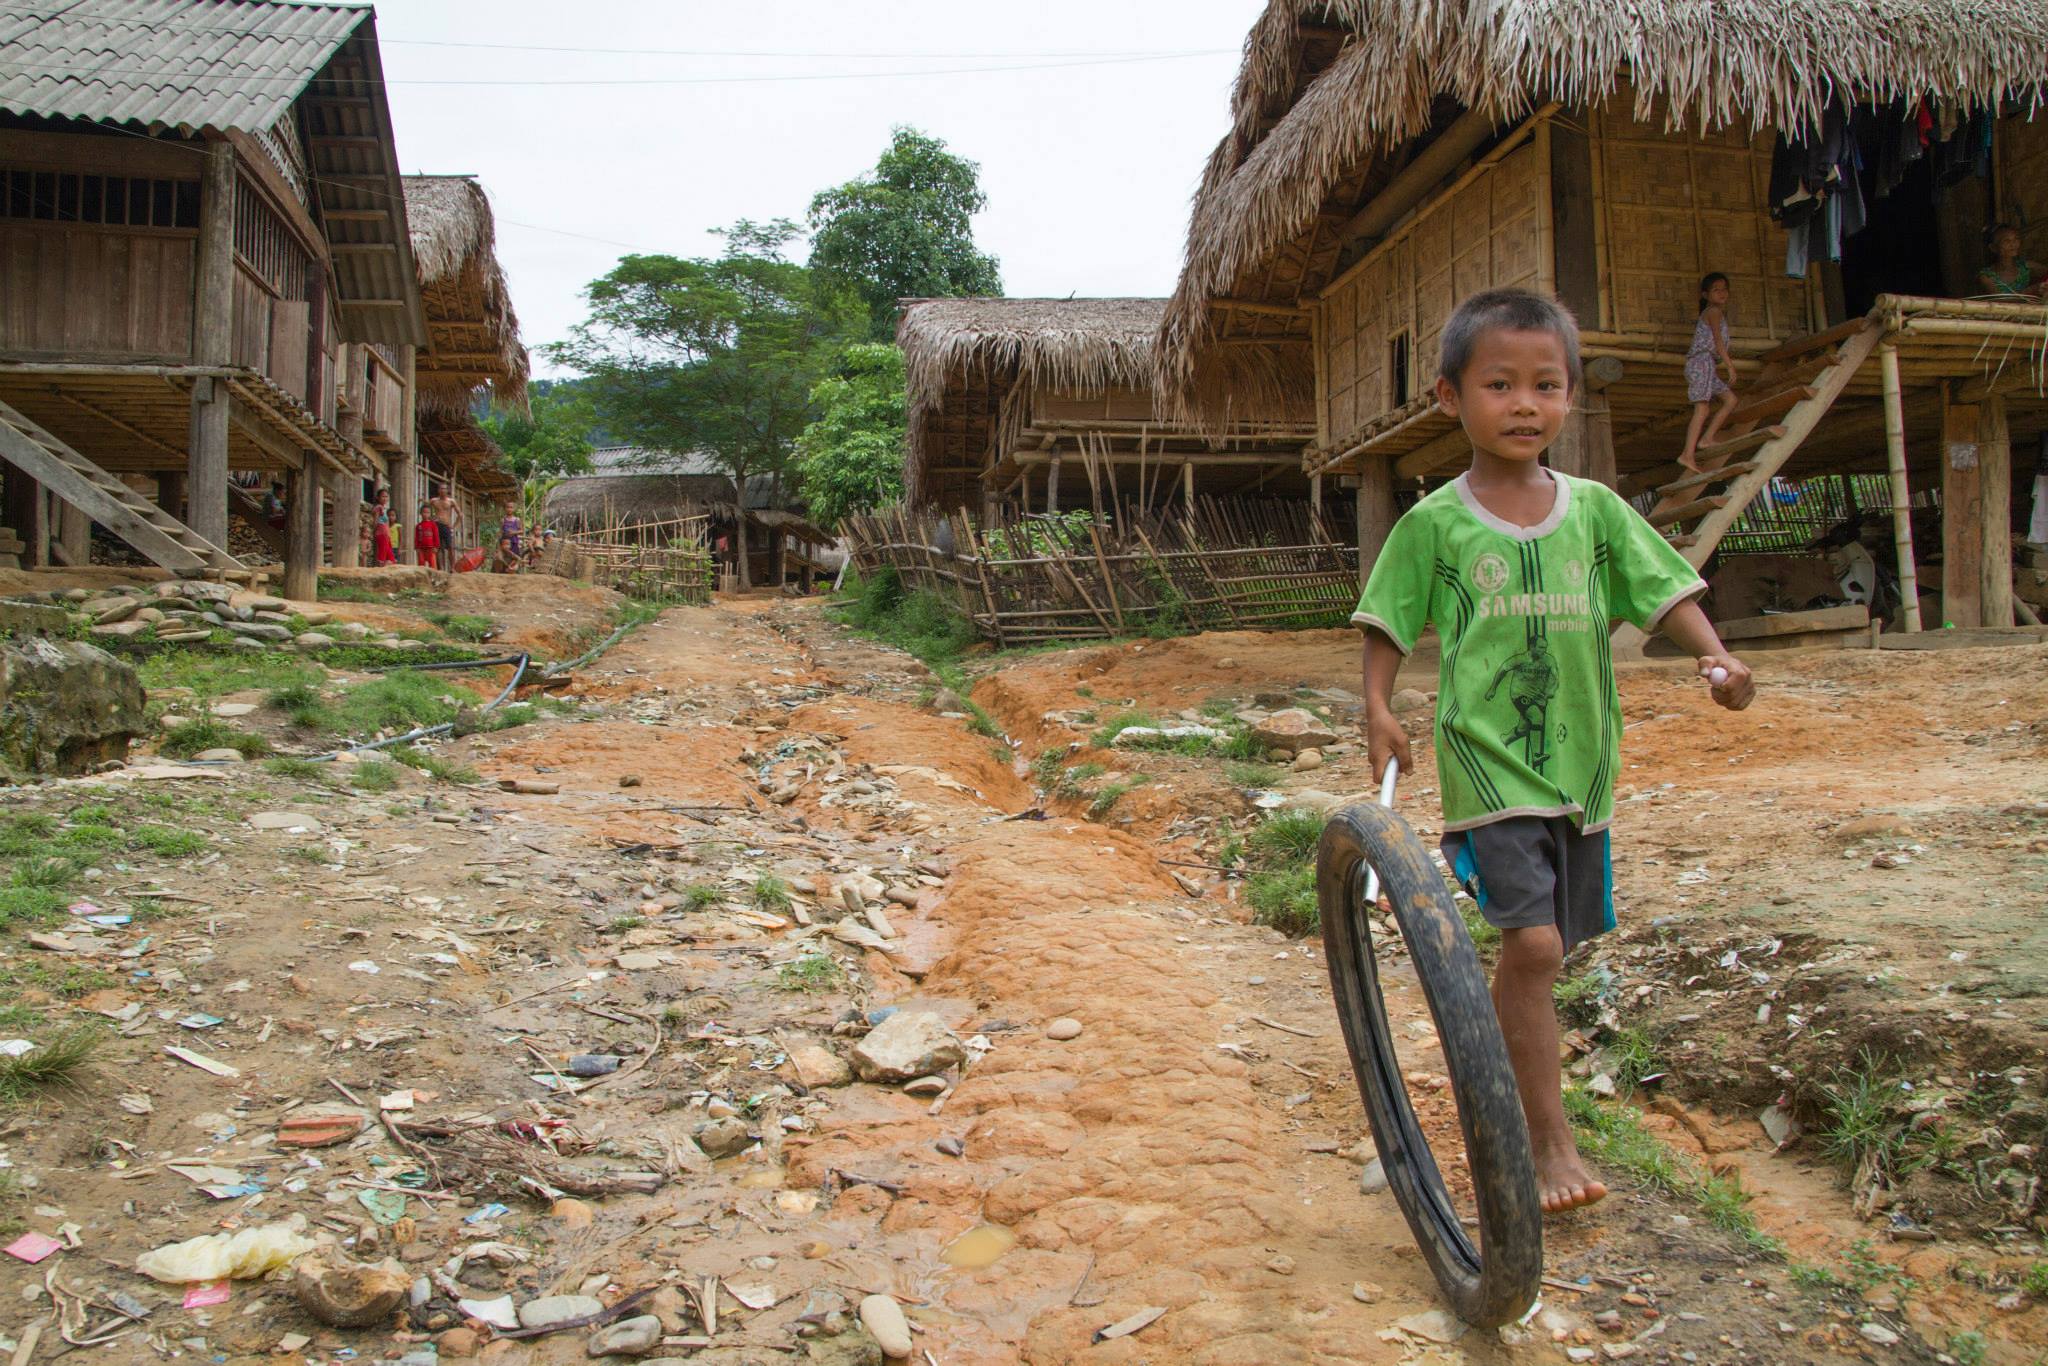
[1438,287,1582,393]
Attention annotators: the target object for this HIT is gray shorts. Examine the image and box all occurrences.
[1444,816,1615,953]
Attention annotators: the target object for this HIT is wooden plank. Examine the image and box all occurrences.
[1655,459,1759,499]
[0,401,213,572]
[1757,317,1867,365]
[1647,494,1728,528]
[1712,603,1868,642]
[1941,391,1983,628]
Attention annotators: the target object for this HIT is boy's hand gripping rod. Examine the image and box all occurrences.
[1362,758,1400,905]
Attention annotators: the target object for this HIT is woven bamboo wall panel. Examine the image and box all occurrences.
[1590,81,1798,342]
[1999,113,2048,264]
[1320,142,1541,450]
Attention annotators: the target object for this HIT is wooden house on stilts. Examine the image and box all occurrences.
[1161,1,2048,642]
[901,297,1316,518]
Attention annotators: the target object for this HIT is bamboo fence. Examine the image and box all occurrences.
[1637,473,1942,557]
[842,498,1359,645]
[559,510,716,604]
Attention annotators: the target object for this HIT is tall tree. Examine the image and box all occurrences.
[480,384,597,482]
[793,343,906,529]
[809,127,1002,340]
[550,221,857,587]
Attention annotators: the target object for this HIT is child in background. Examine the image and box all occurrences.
[1677,273,1738,471]
[1978,224,2047,299]
[370,488,397,566]
[1355,287,1755,1213]
[495,499,523,573]
[413,504,440,567]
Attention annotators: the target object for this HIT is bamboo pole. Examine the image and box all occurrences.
[1878,345,1924,633]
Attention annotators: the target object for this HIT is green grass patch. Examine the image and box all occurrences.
[350,761,400,792]
[333,672,476,735]
[1553,971,1606,1026]
[485,703,540,732]
[776,954,845,993]
[10,856,75,890]
[1605,1026,1663,1095]
[1053,761,1104,799]
[426,612,497,642]
[1087,777,1142,820]
[1946,1331,1988,1366]
[1564,1088,1778,1254]
[158,718,269,759]
[308,643,486,671]
[1813,1052,1912,1181]
[835,568,975,667]
[263,757,324,780]
[753,875,793,912]
[1213,728,1264,761]
[1247,863,1319,936]
[131,825,206,858]
[678,884,721,912]
[138,649,320,701]
[0,887,67,931]
[387,745,479,786]
[1249,809,1324,866]
[1456,898,1501,951]
[55,823,121,852]
[0,1024,100,1103]
[1089,711,1158,748]
[2023,1262,2048,1299]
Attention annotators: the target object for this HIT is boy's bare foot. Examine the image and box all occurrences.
[1675,451,1700,473]
[1534,1140,1608,1214]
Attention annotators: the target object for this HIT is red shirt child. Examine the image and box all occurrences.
[413,512,441,565]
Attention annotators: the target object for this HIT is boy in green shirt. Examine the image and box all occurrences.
[1355,288,1756,1213]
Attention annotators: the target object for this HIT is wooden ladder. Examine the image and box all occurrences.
[1639,318,1885,569]
[0,399,245,576]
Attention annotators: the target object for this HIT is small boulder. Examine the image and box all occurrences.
[244,596,287,612]
[90,597,140,624]
[192,748,244,763]
[788,1044,852,1089]
[0,638,145,776]
[295,632,336,650]
[336,621,372,641]
[1390,688,1433,715]
[851,1010,964,1083]
[293,1252,411,1328]
[694,1117,753,1158]
[1044,1018,1083,1041]
[1249,708,1338,755]
[587,1315,662,1357]
[930,687,967,714]
[1291,748,1323,772]
[89,620,148,639]
[858,1294,913,1359]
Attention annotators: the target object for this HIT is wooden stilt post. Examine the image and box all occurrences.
[1311,473,1323,515]
[283,454,322,602]
[1356,455,1397,591]
[1940,385,1987,628]
[55,497,89,567]
[393,346,418,564]
[1979,393,2014,628]
[1047,454,1061,514]
[186,139,234,551]
[329,344,364,567]
[1878,346,1923,632]
[1182,461,1195,507]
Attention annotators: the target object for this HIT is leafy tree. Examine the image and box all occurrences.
[549,221,858,587]
[793,343,906,528]
[809,127,1002,340]
[480,385,597,481]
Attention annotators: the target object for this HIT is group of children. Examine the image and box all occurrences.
[1678,222,2045,470]
[350,487,540,574]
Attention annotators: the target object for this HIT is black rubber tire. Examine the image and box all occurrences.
[1319,800,1543,1328]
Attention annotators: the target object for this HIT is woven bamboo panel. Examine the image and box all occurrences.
[1999,113,2048,263]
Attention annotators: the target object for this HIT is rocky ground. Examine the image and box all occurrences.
[0,583,2044,1366]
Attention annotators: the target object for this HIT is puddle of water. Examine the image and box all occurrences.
[940,1223,1017,1269]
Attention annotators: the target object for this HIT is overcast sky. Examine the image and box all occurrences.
[375,1,1263,377]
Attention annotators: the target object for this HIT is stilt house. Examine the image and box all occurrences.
[902,297,1317,519]
[1161,0,2048,635]
[0,0,427,599]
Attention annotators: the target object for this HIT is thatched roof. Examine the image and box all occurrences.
[900,297,1163,502]
[1160,0,2048,417]
[404,175,529,418]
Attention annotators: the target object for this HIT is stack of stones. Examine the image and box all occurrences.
[0,526,23,571]
[4,582,430,654]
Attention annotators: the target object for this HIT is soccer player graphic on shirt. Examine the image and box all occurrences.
[1485,633,1560,771]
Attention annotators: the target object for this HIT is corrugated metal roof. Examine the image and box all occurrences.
[0,0,369,136]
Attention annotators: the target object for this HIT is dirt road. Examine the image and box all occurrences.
[1,597,2043,1364]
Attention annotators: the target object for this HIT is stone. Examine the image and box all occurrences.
[336,621,372,641]
[298,610,334,627]
[0,638,145,776]
[1352,1281,1382,1303]
[857,1294,913,1359]
[211,703,258,718]
[164,580,233,604]
[133,607,164,624]
[1359,1158,1389,1194]
[89,620,148,639]
[517,1295,604,1330]
[437,1327,481,1358]
[587,1315,662,1357]
[292,1252,411,1328]
[253,611,295,624]
[1390,688,1432,714]
[1291,748,1323,772]
[1044,1017,1083,1041]
[295,632,336,650]
[930,687,967,714]
[694,1117,753,1158]
[1266,1254,1296,1275]
[244,596,286,612]
[155,630,210,644]
[549,1198,595,1229]
[1110,723,1222,749]
[851,1010,965,1083]
[1857,1323,1901,1347]
[788,1044,852,1089]
[902,1076,948,1096]
[90,597,140,624]
[0,601,72,635]
[1396,1309,1467,1344]
[247,811,324,833]
[193,748,244,763]
[226,621,293,642]
[618,774,643,788]
[1280,789,1343,816]
[1249,708,1338,755]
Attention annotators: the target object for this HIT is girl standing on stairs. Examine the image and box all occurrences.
[1678,272,1738,471]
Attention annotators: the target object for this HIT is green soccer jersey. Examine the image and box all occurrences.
[1354,471,1704,834]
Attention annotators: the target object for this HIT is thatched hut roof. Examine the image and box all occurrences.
[899,297,1163,502]
[1159,0,2048,418]
[404,174,529,419]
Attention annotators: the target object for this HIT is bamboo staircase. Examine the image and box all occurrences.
[1635,317,1886,569]
[0,398,246,577]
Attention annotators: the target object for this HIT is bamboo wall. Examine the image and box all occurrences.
[1588,85,1806,343]
[843,499,1360,646]
[2000,114,2048,268]
[1320,141,1543,450]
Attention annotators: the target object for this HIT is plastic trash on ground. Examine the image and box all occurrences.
[135,1217,317,1283]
